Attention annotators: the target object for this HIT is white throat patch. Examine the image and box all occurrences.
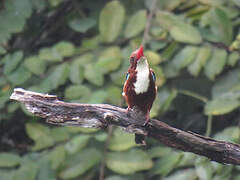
[134,57,150,94]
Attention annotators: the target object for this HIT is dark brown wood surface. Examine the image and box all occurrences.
[10,88,240,165]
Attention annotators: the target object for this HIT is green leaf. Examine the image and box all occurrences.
[0,153,21,167]
[69,64,84,84]
[178,152,196,167]
[171,46,198,71]
[124,10,146,38]
[59,148,101,179]
[69,54,93,84]
[108,128,135,151]
[94,132,107,142]
[209,8,232,45]
[214,127,240,143]
[26,123,54,151]
[53,41,75,57]
[84,64,104,86]
[0,89,12,109]
[3,51,23,75]
[148,146,172,158]
[195,158,213,180]
[145,50,162,65]
[162,169,197,180]
[10,0,32,18]
[147,0,182,11]
[43,63,69,91]
[7,65,32,85]
[0,0,32,43]
[162,41,180,60]
[99,1,125,42]
[212,69,240,98]
[64,85,91,100]
[170,23,202,44]
[66,127,98,134]
[105,176,129,180]
[0,169,15,180]
[156,11,202,44]
[151,152,182,176]
[49,0,63,7]
[188,46,212,76]
[232,0,240,6]
[149,40,167,51]
[48,145,66,170]
[96,47,122,74]
[0,46,6,55]
[233,175,240,180]
[204,48,227,80]
[13,161,38,180]
[64,135,90,154]
[227,52,239,66]
[158,89,177,114]
[50,127,70,143]
[69,18,96,33]
[80,36,101,52]
[106,86,122,105]
[36,159,56,180]
[39,48,62,62]
[197,0,223,5]
[156,11,177,29]
[30,0,46,11]
[110,59,129,86]
[106,149,153,174]
[87,90,108,104]
[24,56,46,75]
[204,97,240,115]
[7,102,19,113]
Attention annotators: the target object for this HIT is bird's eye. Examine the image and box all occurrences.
[126,72,129,80]
[151,71,156,82]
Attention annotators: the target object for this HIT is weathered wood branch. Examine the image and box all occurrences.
[10,88,240,165]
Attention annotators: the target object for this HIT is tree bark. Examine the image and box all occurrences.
[10,88,240,165]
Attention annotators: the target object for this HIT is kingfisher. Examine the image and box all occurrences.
[122,45,157,125]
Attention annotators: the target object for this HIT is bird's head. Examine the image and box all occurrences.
[129,45,146,69]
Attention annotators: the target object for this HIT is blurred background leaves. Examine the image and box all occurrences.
[0,0,240,179]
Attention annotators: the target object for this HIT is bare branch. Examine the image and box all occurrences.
[10,88,240,165]
[142,0,157,46]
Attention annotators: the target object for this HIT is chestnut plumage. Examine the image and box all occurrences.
[123,45,157,124]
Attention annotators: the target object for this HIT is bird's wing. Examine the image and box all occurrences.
[150,69,156,82]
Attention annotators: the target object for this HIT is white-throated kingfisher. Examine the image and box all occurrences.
[122,45,157,125]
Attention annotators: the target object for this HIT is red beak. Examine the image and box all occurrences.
[136,45,144,60]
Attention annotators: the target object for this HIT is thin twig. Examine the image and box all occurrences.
[99,125,113,180]
[177,89,208,103]
[205,115,212,137]
[142,0,157,47]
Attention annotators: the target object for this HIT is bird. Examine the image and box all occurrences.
[122,45,157,125]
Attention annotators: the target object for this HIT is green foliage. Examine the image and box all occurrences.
[99,1,125,43]
[106,149,153,174]
[124,10,147,39]
[13,161,38,180]
[108,128,135,151]
[59,148,101,179]
[1,0,240,179]
[156,11,202,44]
[0,153,21,167]
[68,18,96,33]
[26,123,54,151]
[151,152,183,176]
